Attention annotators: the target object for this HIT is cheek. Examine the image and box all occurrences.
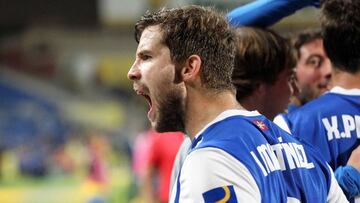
[267,83,289,105]
[297,71,320,86]
[154,72,180,99]
[141,63,157,82]
[284,85,292,99]
[277,80,292,100]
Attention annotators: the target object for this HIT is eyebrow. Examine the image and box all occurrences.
[137,49,152,57]
[307,54,323,60]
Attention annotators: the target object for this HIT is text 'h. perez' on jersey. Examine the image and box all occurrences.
[322,115,360,141]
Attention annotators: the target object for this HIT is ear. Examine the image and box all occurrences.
[255,83,266,98]
[181,55,201,82]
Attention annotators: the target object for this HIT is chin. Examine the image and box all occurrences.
[154,122,174,133]
[154,119,185,133]
[152,118,169,133]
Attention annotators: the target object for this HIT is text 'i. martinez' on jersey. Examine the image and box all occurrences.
[250,137,315,176]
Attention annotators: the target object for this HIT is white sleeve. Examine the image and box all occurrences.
[172,147,261,203]
[327,164,349,203]
[273,114,292,134]
[169,137,192,195]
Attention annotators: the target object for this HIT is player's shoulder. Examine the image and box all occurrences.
[289,92,357,121]
[273,113,292,134]
[199,114,268,142]
[182,147,258,190]
[179,147,262,202]
[287,94,332,119]
[184,147,246,172]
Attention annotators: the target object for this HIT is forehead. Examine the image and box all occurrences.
[300,39,325,55]
[137,25,164,52]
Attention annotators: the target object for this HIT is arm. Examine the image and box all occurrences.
[139,135,159,203]
[227,0,320,27]
[327,164,350,203]
[347,145,360,172]
[334,146,360,199]
[140,165,157,203]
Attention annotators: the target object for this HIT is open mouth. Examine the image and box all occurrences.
[135,87,155,121]
[318,82,329,93]
[135,89,152,108]
[142,93,152,109]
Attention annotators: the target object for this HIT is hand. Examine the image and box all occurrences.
[347,145,360,172]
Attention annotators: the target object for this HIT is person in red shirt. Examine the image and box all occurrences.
[140,130,184,203]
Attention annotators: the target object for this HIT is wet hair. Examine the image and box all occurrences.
[232,27,296,101]
[321,0,360,73]
[135,6,236,91]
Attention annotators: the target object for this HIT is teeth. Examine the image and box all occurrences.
[137,91,151,106]
[135,90,147,97]
[134,86,151,107]
[145,95,152,105]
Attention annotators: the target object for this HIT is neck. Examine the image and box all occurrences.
[290,96,301,107]
[241,96,263,116]
[332,69,360,89]
[185,88,242,139]
[240,92,276,120]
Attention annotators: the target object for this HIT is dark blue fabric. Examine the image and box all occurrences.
[335,166,360,199]
[202,185,238,203]
[288,93,360,169]
[288,92,360,201]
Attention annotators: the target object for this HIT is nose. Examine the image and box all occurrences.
[128,63,141,81]
[322,58,332,80]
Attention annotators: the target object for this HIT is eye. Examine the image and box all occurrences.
[307,56,323,69]
[137,51,152,61]
[141,54,152,60]
[138,52,152,61]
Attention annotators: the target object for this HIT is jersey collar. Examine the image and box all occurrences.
[192,109,260,141]
[329,86,360,96]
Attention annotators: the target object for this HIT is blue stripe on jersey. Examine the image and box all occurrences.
[202,185,237,203]
[191,114,331,202]
[188,116,287,202]
[174,167,182,203]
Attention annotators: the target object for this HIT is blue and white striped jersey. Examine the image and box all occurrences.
[170,109,347,203]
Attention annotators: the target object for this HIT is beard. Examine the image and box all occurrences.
[154,87,186,133]
[298,84,317,105]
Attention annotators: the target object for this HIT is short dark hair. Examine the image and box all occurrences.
[135,6,236,91]
[292,28,322,58]
[321,0,360,73]
[232,27,296,101]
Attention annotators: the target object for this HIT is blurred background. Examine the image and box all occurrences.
[0,0,319,202]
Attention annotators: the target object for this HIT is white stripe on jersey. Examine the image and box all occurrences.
[193,109,261,140]
[273,114,292,134]
[170,147,261,203]
[329,86,360,95]
[327,164,349,203]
